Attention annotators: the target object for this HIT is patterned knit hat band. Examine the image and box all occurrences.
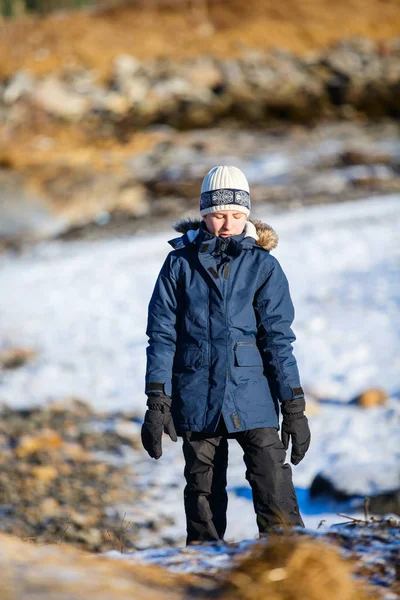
[200,188,250,217]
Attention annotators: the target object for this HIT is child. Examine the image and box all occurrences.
[142,166,310,544]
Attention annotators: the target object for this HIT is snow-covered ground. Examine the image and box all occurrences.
[0,194,399,543]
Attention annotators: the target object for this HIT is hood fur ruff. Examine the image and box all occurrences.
[173,218,278,251]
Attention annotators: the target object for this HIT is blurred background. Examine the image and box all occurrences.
[0,0,399,556]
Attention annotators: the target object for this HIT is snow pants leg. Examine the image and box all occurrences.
[182,422,303,544]
[182,429,228,545]
[236,427,304,531]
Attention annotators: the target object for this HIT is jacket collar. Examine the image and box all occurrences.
[167,219,277,252]
[195,221,248,256]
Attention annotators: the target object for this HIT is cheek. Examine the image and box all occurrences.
[206,219,219,234]
[235,219,246,232]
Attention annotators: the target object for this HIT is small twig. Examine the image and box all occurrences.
[364,497,370,522]
[106,529,117,551]
[118,513,126,553]
[337,513,367,524]
[317,520,326,530]
[106,514,131,554]
[60,514,72,545]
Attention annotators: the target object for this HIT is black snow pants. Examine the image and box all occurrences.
[181,416,304,545]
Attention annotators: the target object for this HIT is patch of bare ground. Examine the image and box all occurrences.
[1,0,400,80]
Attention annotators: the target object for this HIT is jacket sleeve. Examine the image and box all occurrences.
[145,253,181,397]
[254,256,303,403]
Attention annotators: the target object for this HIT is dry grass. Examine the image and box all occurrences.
[0,532,197,599]
[220,535,374,600]
[1,0,400,80]
[0,530,377,600]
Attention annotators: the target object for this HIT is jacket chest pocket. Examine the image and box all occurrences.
[234,343,263,367]
[174,347,204,373]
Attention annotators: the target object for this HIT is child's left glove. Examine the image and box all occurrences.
[141,393,177,460]
[281,397,311,465]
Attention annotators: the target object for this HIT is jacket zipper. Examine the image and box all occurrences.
[225,263,229,385]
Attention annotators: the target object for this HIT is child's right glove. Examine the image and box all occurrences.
[281,397,311,465]
[141,393,177,460]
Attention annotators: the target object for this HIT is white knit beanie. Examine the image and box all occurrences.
[200,166,251,217]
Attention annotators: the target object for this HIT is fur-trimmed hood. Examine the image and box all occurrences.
[172,218,278,251]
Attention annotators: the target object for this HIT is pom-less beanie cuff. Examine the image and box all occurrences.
[200,203,250,217]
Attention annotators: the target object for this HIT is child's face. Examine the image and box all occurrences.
[203,211,247,238]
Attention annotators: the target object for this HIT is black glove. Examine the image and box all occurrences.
[281,397,311,465]
[141,393,177,459]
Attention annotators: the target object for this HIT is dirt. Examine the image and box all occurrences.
[1,0,400,80]
[0,400,150,552]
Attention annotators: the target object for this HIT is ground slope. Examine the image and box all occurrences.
[1,0,400,79]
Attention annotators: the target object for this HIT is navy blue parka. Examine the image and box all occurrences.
[145,219,303,434]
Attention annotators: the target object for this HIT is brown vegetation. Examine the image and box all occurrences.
[1,0,400,79]
[0,530,374,600]
[219,535,372,600]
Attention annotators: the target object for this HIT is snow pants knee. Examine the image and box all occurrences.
[181,419,304,545]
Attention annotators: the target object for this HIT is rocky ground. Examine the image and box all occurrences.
[0,399,153,552]
[0,400,398,598]
[2,2,400,250]
[2,37,400,133]
[1,120,400,248]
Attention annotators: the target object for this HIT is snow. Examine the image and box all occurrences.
[0,194,399,546]
[105,538,255,574]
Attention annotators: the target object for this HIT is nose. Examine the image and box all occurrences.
[222,215,234,229]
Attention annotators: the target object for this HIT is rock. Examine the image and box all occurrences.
[16,430,64,458]
[41,169,150,230]
[220,59,253,101]
[62,442,91,461]
[310,474,346,500]
[355,388,388,408]
[311,473,400,515]
[187,58,222,89]
[322,38,377,79]
[32,77,91,121]
[368,489,400,515]
[78,527,103,547]
[99,91,131,114]
[340,150,393,166]
[304,399,320,417]
[3,71,35,104]
[40,497,61,517]
[151,179,201,200]
[113,54,143,80]
[69,509,102,528]
[115,184,150,218]
[0,347,36,369]
[310,464,400,515]
[112,55,149,105]
[0,171,67,244]
[47,397,93,417]
[151,197,187,217]
[32,465,58,483]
